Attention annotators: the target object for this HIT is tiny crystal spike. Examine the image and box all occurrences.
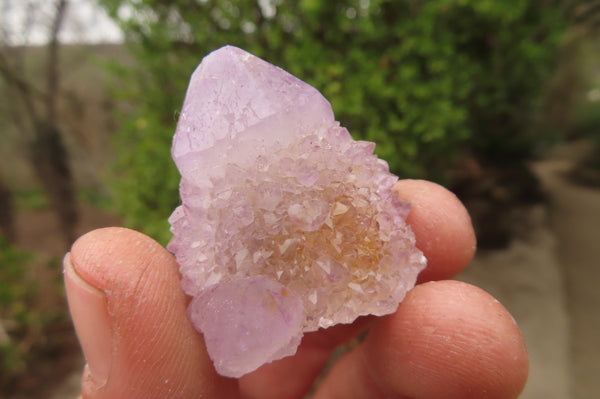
[168,45,426,377]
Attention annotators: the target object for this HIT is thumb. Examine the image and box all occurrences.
[63,227,237,399]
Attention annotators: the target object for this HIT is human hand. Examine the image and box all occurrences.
[63,180,528,399]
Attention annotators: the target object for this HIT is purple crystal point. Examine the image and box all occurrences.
[172,45,334,188]
[188,276,304,378]
[168,45,427,378]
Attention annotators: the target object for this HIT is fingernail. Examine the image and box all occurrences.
[64,253,112,388]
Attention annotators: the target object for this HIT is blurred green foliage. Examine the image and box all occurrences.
[13,188,49,211]
[0,238,70,393]
[98,0,568,244]
[574,98,600,170]
[573,36,600,173]
[0,238,37,382]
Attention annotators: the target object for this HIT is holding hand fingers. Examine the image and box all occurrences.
[64,180,527,399]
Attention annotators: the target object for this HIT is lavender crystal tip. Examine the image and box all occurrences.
[167,45,427,378]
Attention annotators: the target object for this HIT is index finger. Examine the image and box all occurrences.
[394,179,477,282]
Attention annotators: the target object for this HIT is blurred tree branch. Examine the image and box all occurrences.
[573,1,600,24]
[0,0,78,246]
[0,168,14,242]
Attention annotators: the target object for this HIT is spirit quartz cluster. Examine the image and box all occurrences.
[168,46,427,378]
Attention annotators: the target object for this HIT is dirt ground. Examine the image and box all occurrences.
[534,146,600,399]
[9,142,599,399]
[460,141,600,399]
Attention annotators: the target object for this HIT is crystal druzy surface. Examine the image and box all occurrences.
[168,45,427,378]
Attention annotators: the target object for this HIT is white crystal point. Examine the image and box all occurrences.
[168,45,427,378]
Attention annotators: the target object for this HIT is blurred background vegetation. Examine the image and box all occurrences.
[97,0,598,245]
[1,0,599,396]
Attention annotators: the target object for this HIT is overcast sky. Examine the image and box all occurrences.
[2,0,123,46]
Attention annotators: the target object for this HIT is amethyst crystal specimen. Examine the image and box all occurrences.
[168,46,426,378]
